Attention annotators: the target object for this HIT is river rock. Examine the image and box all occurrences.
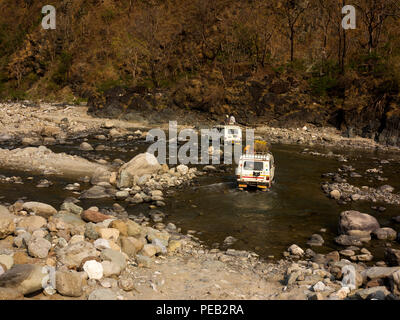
[307,234,324,246]
[60,202,83,215]
[120,237,140,257]
[0,206,15,239]
[69,234,85,245]
[288,244,304,256]
[115,190,129,200]
[372,228,397,241]
[338,210,380,235]
[135,254,152,268]
[140,244,159,257]
[126,220,142,238]
[56,241,98,268]
[355,286,391,300]
[203,165,217,172]
[98,228,120,242]
[27,237,52,258]
[94,238,111,250]
[167,240,182,253]
[48,212,86,232]
[91,169,112,185]
[81,210,112,223]
[109,220,128,236]
[357,253,373,262]
[347,230,371,242]
[55,270,83,297]
[119,278,135,291]
[100,249,126,273]
[22,202,57,219]
[0,255,13,270]
[392,270,400,291]
[152,238,167,254]
[129,193,144,204]
[176,164,189,175]
[335,235,363,246]
[223,236,238,246]
[85,223,100,240]
[385,248,400,266]
[330,190,341,200]
[380,185,394,193]
[83,260,104,280]
[80,186,110,199]
[88,288,117,300]
[101,261,121,277]
[17,216,47,233]
[0,264,46,295]
[340,249,355,257]
[117,153,161,188]
[79,142,94,151]
[313,281,326,292]
[329,287,350,300]
[362,267,400,281]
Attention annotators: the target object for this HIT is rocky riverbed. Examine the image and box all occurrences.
[0,101,400,300]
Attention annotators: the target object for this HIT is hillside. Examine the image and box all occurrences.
[1,0,400,146]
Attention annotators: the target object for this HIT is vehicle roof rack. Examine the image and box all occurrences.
[241,152,271,160]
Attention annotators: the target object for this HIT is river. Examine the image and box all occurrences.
[0,137,399,263]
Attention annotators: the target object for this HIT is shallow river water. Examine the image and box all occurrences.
[1,138,399,262]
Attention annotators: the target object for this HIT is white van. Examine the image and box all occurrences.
[210,125,242,145]
[235,152,275,190]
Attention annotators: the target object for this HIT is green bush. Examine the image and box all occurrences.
[308,60,340,96]
[309,76,338,96]
[51,51,73,86]
[96,79,127,93]
[349,53,389,78]
[8,88,28,101]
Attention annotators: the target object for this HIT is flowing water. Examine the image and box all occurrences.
[1,138,400,262]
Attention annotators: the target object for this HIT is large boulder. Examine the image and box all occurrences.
[338,211,380,235]
[0,264,46,295]
[361,267,400,281]
[117,153,161,188]
[55,270,83,297]
[22,202,57,218]
[79,186,110,199]
[47,213,86,233]
[56,241,98,268]
[0,206,15,239]
[100,249,126,274]
[372,228,397,241]
[17,216,47,233]
[0,146,111,179]
[27,237,52,259]
[81,210,112,223]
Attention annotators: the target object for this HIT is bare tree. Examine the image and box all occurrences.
[355,0,399,53]
[276,0,310,62]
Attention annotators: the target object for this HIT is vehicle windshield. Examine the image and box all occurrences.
[243,161,263,171]
[228,129,238,135]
